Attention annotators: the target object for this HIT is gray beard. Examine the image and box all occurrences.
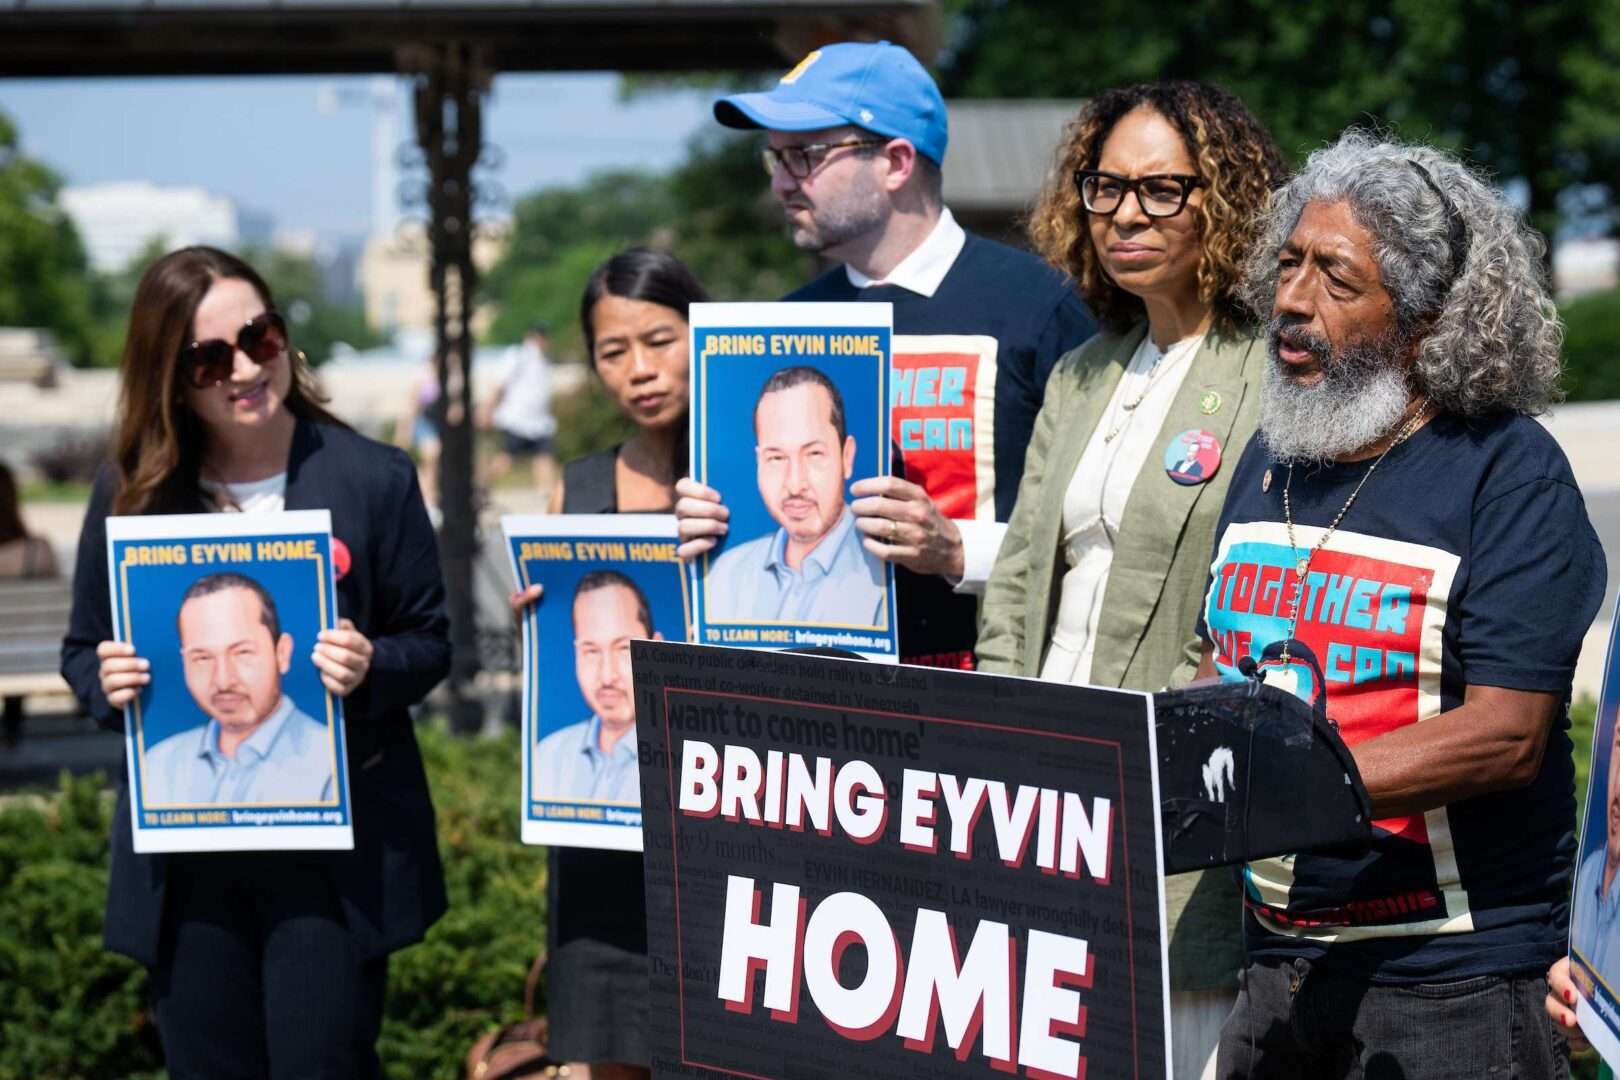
[1259,329,1414,465]
[790,171,887,255]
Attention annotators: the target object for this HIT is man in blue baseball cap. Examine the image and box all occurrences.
[679,40,1098,671]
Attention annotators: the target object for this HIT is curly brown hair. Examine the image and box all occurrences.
[1028,81,1287,333]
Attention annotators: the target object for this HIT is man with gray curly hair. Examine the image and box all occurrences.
[1194,129,1607,1078]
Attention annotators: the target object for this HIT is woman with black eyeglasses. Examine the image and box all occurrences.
[61,246,449,1078]
[977,83,1285,1080]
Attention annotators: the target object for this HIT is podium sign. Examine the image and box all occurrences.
[634,642,1170,1079]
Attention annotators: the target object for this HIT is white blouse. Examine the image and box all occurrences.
[200,472,287,514]
[1040,331,1204,685]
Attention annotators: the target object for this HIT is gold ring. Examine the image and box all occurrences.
[889,519,899,543]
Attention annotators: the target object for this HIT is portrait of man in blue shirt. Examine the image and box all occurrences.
[705,366,887,627]
[532,571,662,805]
[1575,714,1620,985]
[141,572,334,806]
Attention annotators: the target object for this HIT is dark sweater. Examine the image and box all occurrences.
[789,229,1096,665]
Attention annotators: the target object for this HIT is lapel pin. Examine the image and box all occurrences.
[1165,429,1222,485]
[1199,390,1222,415]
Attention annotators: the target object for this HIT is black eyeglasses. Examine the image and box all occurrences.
[179,311,288,389]
[761,139,888,180]
[1073,169,1204,218]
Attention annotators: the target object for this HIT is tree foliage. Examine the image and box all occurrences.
[1561,287,1620,402]
[84,235,170,369]
[0,108,99,365]
[482,133,808,365]
[940,0,1620,241]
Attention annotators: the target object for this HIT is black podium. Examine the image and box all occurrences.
[1153,679,1371,874]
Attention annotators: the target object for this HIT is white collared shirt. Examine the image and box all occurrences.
[843,208,967,298]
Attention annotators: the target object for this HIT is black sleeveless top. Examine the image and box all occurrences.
[559,448,619,516]
[547,444,657,1065]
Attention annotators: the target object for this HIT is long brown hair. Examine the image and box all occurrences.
[1027,82,1287,334]
[110,246,343,514]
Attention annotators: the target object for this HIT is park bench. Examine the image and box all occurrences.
[0,578,74,744]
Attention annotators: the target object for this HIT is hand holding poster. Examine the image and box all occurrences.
[107,511,351,852]
[635,642,1170,1079]
[689,302,898,662]
[504,514,686,850]
[1570,592,1620,1067]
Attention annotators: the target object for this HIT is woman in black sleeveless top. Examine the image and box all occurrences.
[511,248,707,1078]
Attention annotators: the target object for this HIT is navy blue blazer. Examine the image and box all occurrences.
[61,419,451,967]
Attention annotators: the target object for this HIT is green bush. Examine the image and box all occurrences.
[1562,288,1620,402]
[381,726,546,1080]
[0,724,545,1080]
[0,776,161,1080]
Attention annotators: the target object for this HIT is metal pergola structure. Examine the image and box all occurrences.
[2,0,936,732]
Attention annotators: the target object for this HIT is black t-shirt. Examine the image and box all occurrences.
[1197,411,1607,982]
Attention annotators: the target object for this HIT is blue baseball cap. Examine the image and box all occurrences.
[714,41,948,167]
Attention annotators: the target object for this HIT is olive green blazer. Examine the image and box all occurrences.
[977,320,1264,991]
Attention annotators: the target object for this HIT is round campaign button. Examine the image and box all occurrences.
[1164,429,1222,485]
[332,537,352,581]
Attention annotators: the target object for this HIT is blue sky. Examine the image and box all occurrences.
[0,73,717,237]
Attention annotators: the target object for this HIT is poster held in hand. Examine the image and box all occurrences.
[635,641,1170,1079]
[504,514,686,851]
[1570,592,1620,1068]
[689,302,898,662]
[108,511,352,853]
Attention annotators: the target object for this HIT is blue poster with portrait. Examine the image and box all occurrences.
[1571,592,1620,1069]
[503,514,687,850]
[688,302,897,662]
[106,511,352,853]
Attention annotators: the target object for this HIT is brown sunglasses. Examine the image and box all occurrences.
[179,311,288,389]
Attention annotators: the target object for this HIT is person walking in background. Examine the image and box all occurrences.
[677,40,1097,669]
[0,460,60,746]
[509,246,708,1080]
[481,321,558,497]
[976,82,1288,1079]
[61,246,450,1079]
[393,355,445,511]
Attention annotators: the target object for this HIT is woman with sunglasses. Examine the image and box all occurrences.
[61,246,449,1079]
[977,83,1285,1080]
[508,247,706,1080]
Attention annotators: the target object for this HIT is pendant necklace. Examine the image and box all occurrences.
[1278,400,1430,665]
[1104,345,1179,443]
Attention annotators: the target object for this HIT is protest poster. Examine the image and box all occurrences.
[106,511,351,853]
[1570,592,1620,1068]
[689,302,898,662]
[504,514,686,850]
[635,642,1170,1079]
[890,334,999,523]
